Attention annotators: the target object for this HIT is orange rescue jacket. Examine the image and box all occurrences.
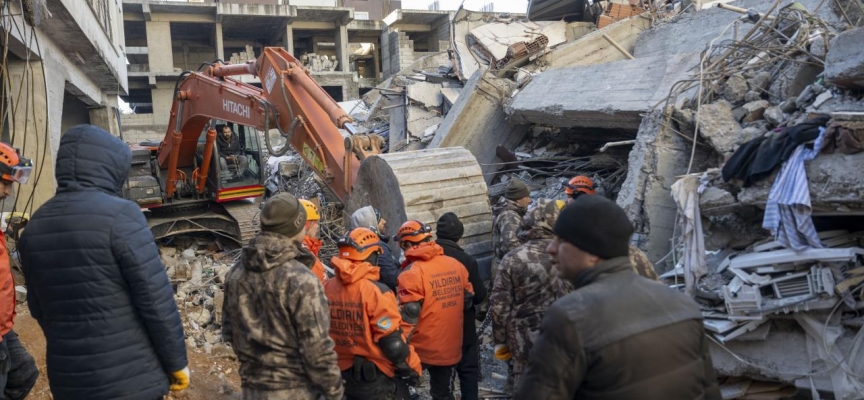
[304,236,326,284]
[0,231,14,341]
[325,257,422,378]
[397,242,473,366]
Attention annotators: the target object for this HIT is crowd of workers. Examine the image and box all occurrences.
[0,125,722,400]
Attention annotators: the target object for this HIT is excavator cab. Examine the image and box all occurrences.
[197,120,264,202]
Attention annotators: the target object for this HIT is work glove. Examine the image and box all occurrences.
[169,366,191,391]
[395,361,421,386]
[494,344,512,361]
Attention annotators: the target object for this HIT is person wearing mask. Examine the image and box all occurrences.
[516,195,720,400]
[0,142,38,400]
[489,199,573,392]
[300,199,327,283]
[562,175,659,280]
[325,227,422,399]
[350,206,400,291]
[434,213,487,400]
[19,125,189,400]
[222,193,343,400]
[396,220,473,400]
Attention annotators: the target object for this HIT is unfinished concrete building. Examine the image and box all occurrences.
[120,0,450,144]
[0,0,127,211]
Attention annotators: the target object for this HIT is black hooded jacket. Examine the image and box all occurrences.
[19,125,187,400]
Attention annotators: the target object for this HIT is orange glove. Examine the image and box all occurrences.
[169,366,190,391]
[494,344,511,361]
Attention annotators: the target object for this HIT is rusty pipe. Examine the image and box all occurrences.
[286,66,353,128]
[196,127,217,193]
[212,61,257,77]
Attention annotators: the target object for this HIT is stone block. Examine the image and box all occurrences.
[740,100,769,123]
[768,57,823,104]
[763,106,785,127]
[722,74,748,104]
[825,28,864,89]
[697,100,742,154]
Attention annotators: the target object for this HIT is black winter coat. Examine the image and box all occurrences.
[19,125,188,400]
[377,235,400,292]
[437,239,487,346]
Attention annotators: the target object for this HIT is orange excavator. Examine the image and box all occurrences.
[124,47,492,265]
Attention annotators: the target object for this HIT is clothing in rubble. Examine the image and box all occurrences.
[397,241,474,400]
[304,235,327,283]
[18,125,188,400]
[223,231,344,400]
[722,114,831,187]
[489,199,573,391]
[763,127,826,251]
[435,212,487,400]
[350,206,401,292]
[325,256,422,400]
[823,119,864,155]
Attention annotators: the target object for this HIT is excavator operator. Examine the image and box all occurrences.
[217,125,248,178]
[325,227,421,400]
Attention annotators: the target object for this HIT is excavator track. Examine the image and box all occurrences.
[223,200,262,245]
[348,147,493,267]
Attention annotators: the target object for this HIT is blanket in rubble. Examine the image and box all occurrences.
[721,114,831,187]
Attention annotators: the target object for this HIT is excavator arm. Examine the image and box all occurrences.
[158,47,366,202]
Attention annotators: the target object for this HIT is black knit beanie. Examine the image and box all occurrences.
[436,212,464,241]
[505,178,530,200]
[260,193,307,238]
[554,195,633,259]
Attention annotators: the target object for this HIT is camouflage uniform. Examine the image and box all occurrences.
[489,199,573,391]
[223,231,344,400]
[491,197,527,281]
[629,245,659,280]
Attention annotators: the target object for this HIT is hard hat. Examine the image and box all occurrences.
[563,175,596,196]
[337,227,383,261]
[299,199,320,221]
[0,143,32,184]
[396,220,432,243]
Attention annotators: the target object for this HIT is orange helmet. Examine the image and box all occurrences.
[0,143,31,184]
[337,227,383,261]
[564,175,595,196]
[396,220,432,243]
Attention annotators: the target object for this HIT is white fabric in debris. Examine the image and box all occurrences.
[671,175,708,296]
[794,312,864,400]
[762,128,826,252]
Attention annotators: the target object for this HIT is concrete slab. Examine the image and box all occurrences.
[429,71,530,184]
[406,82,443,109]
[506,52,701,130]
[539,14,650,70]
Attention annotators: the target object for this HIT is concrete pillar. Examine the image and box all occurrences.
[89,107,120,137]
[6,61,56,213]
[284,23,294,56]
[146,21,173,72]
[372,43,381,79]
[215,22,224,61]
[151,87,175,127]
[335,24,349,72]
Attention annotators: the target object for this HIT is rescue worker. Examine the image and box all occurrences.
[396,220,474,400]
[300,199,327,283]
[484,178,531,316]
[489,199,573,392]
[223,193,344,400]
[563,175,659,280]
[435,213,487,400]
[0,142,38,400]
[19,126,189,400]
[325,227,422,399]
[350,206,400,291]
[516,195,721,400]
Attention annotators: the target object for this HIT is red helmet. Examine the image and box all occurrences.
[396,220,432,243]
[0,143,31,184]
[337,227,383,261]
[564,175,595,196]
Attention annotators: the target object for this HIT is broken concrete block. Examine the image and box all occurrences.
[746,71,773,93]
[697,100,742,154]
[14,286,26,303]
[740,100,769,123]
[810,35,827,59]
[672,106,696,136]
[406,81,443,109]
[768,56,823,104]
[779,99,798,113]
[406,106,441,138]
[700,187,735,211]
[763,106,785,126]
[825,28,864,89]
[744,91,761,103]
[740,126,767,143]
[722,74,749,104]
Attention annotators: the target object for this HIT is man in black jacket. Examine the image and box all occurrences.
[435,212,487,400]
[217,125,248,176]
[350,206,400,291]
[515,195,720,400]
[18,125,189,400]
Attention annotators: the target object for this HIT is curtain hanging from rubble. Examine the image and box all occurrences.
[671,175,708,296]
[762,128,826,252]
